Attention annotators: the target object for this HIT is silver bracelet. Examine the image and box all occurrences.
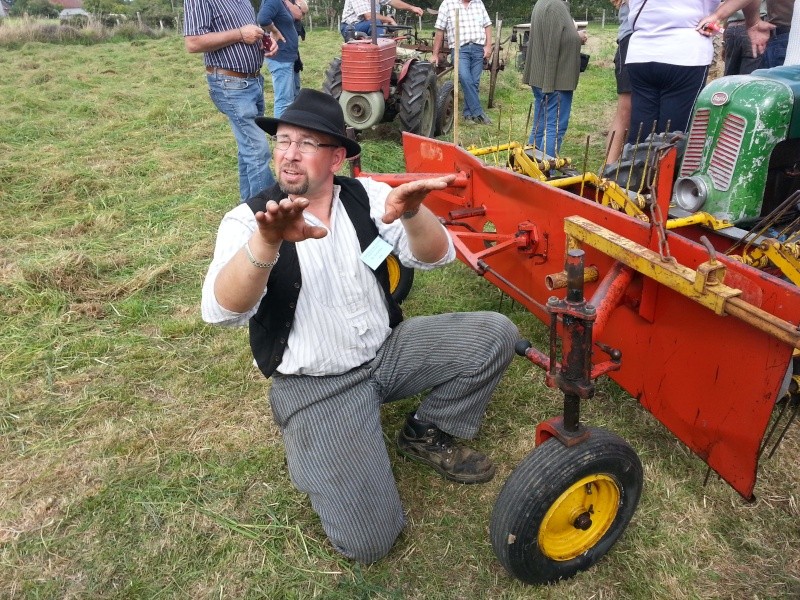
[244,240,279,269]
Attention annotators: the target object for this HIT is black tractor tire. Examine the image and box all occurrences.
[434,80,455,137]
[399,62,437,138]
[387,253,414,303]
[322,58,342,101]
[490,427,643,585]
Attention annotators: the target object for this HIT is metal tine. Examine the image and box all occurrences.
[766,393,799,459]
[624,122,644,197]
[758,395,790,459]
[600,130,615,177]
[612,128,629,182]
[637,120,660,197]
[727,189,800,255]
[580,135,590,199]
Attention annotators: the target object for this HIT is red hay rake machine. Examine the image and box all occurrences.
[353,125,799,583]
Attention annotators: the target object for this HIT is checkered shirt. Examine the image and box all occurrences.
[342,0,393,25]
[434,0,491,47]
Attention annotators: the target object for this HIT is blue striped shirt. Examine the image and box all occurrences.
[184,0,263,73]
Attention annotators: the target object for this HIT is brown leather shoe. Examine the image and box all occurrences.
[396,413,495,484]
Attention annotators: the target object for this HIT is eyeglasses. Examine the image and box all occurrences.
[270,135,340,154]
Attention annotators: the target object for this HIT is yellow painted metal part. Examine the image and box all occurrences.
[386,254,401,292]
[538,474,620,561]
[564,216,742,314]
[666,212,734,231]
[564,216,800,349]
[760,239,800,286]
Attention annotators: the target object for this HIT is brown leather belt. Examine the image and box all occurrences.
[205,66,260,79]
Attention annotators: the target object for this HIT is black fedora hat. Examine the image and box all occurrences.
[256,89,361,158]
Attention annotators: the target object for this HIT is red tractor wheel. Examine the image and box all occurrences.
[399,62,437,138]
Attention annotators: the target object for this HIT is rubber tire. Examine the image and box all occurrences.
[322,58,342,101]
[490,427,643,585]
[387,253,414,303]
[434,80,454,137]
[399,62,437,138]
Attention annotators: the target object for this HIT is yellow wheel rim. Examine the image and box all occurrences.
[538,474,620,561]
[387,254,400,292]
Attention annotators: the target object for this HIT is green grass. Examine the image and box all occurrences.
[1,20,799,600]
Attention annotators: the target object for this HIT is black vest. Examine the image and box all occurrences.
[245,176,403,378]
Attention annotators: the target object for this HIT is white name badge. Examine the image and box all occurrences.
[360,236,394,270]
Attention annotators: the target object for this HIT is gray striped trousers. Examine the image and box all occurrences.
[269,311,518,563]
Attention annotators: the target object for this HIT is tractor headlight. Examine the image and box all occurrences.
[673,175,709,213]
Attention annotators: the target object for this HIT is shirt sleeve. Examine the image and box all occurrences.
[200,204,264,327]
[257,0,276,27]
[358,177,456,269]
[183,0,211,36]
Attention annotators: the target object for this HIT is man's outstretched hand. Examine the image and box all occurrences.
[382,174,457,224]
[255,197,327,244]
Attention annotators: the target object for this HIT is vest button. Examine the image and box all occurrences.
[285,322,291,328]
[289,303,295,308]
[293,282,300,288]
[279,338,285,344]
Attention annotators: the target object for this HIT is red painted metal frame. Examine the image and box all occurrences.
[364,134,800,500]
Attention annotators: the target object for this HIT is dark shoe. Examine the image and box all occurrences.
[396,413,495,484]
[474,114,492,125]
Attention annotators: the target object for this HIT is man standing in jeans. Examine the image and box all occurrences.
[258,0,300,118]
[184,0,279,202]
[432,0,493,124]
[523,0,587,157]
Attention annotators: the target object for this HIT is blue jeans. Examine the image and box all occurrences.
[266,58,299,118]
[762,32,789,68]
[452,43,486,118]
[528,88,573,157]
[339,20,386,40]
[207,72,275,202]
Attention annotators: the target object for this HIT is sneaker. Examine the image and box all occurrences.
[474,114,492,125]
[396,413,495,484]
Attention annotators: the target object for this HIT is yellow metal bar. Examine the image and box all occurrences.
[564,216,800,349]
[564,216,741,315]
[666,212,734,231]
[761,239,800,286]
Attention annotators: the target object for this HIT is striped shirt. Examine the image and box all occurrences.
[434,0,491,47]
[201,177,456,376]
[183,0,263,73]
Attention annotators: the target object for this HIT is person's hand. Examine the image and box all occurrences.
[255,197,327,244]
[432,54,440,67]
[240,24,266,44]
[262,33,279,57]
[578,30,588,44]
[695,17,724,37]
[410,6,423,16]
[382,175,457,224]
[746,19,775,55]
[610,0,626,8]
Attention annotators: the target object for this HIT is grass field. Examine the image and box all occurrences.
[1,19,799,600]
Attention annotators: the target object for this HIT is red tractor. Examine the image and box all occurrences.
[321,25,455,139]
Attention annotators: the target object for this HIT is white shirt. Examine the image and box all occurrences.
[626,0,720,66]
[201,177,456,376]
[434,0,492,47]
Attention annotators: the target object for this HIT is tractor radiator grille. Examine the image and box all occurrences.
[708,114,746,191]
[680,108,709,175]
